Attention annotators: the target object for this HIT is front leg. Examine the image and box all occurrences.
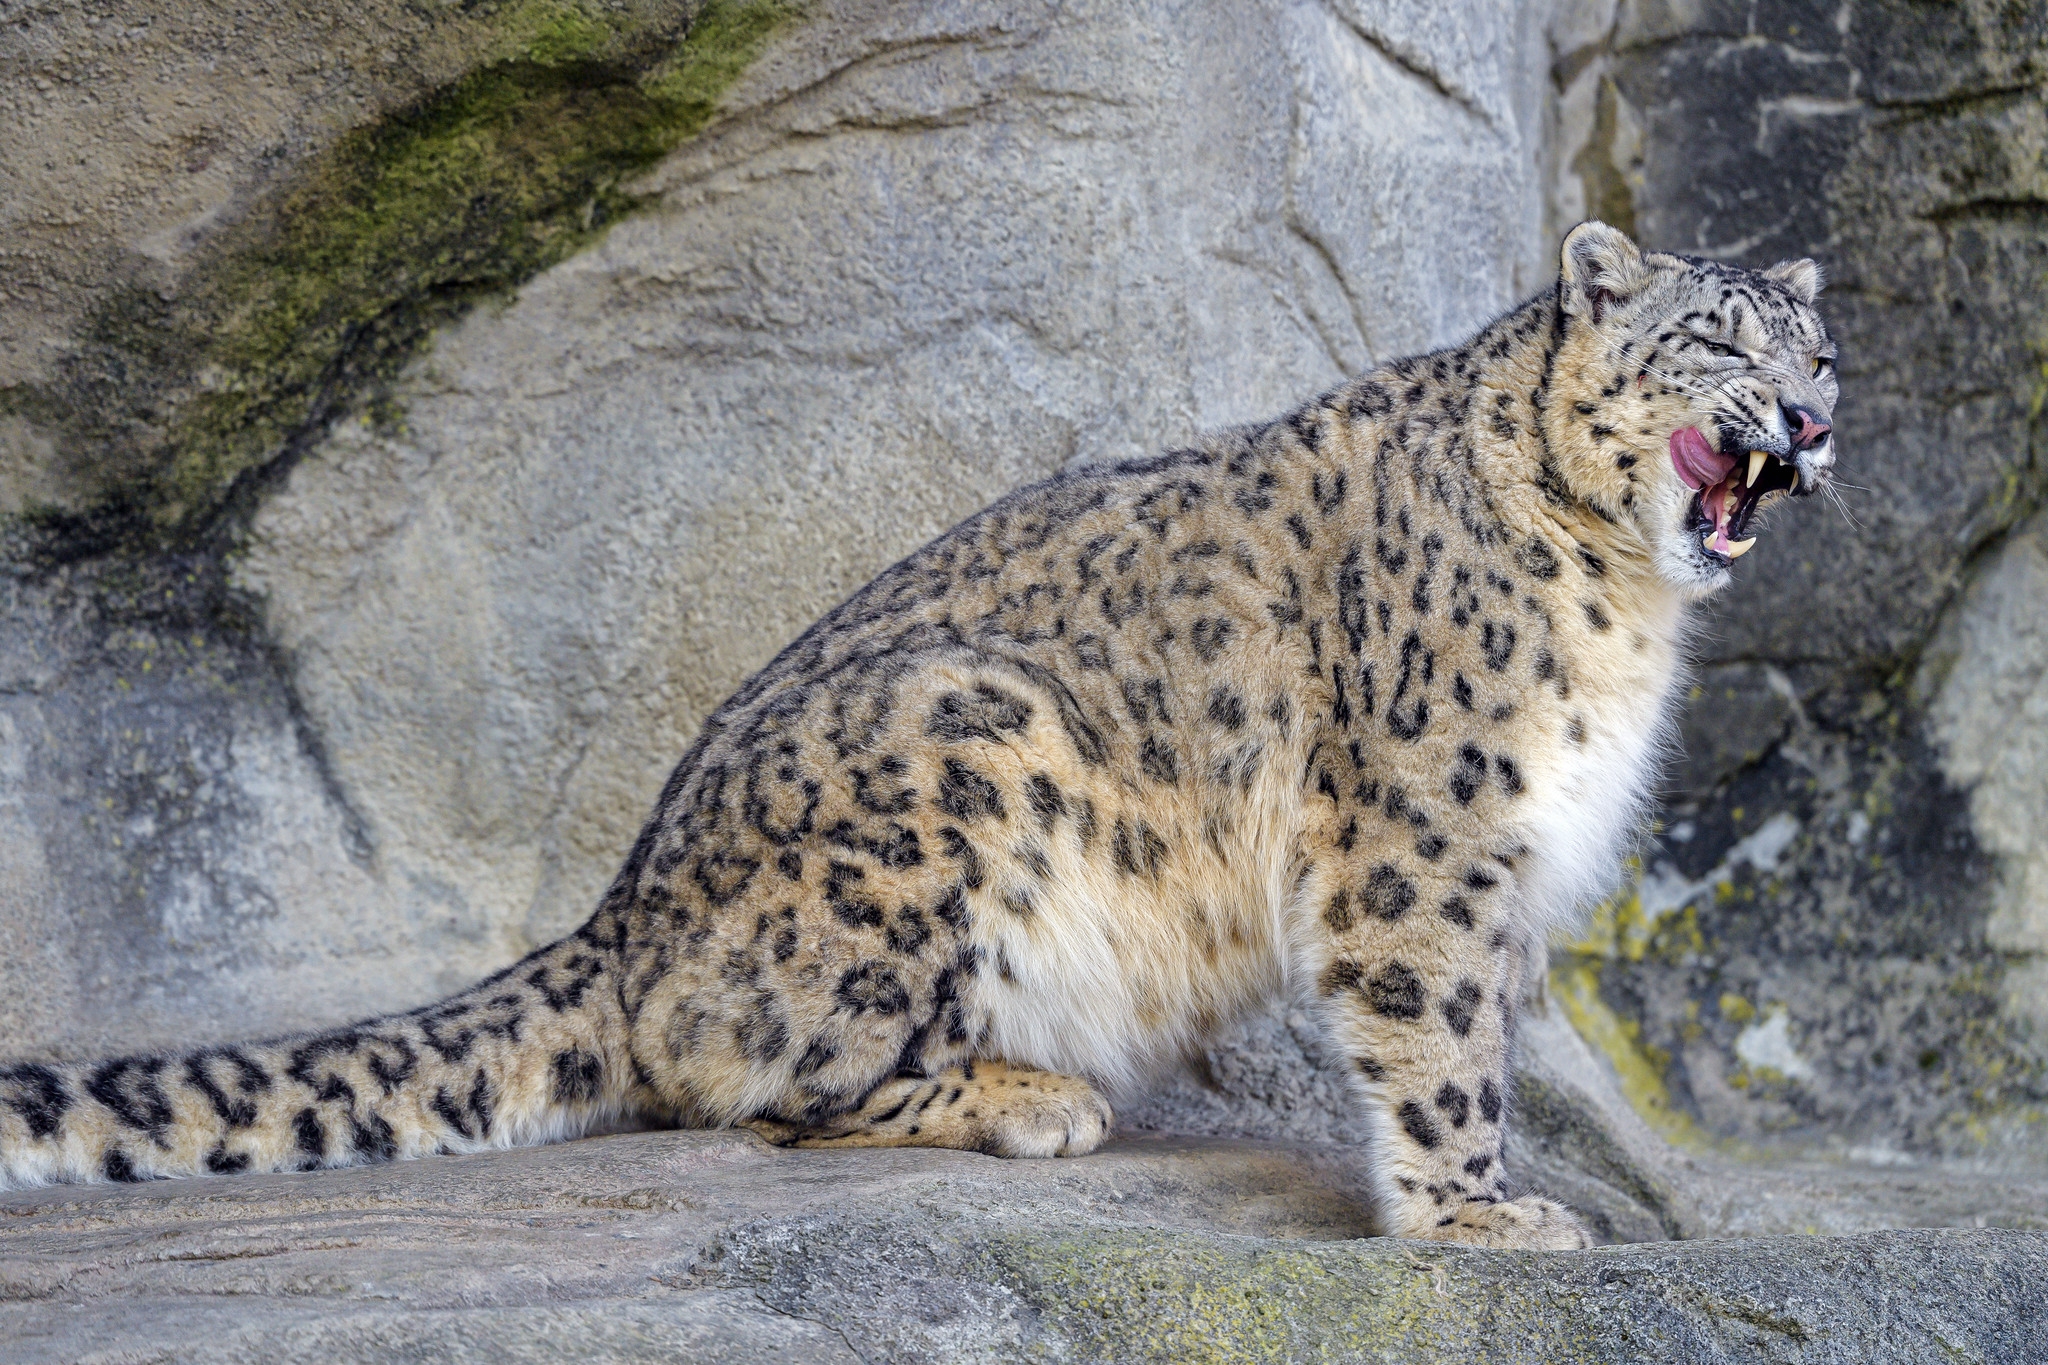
[1302,823,1591,1249]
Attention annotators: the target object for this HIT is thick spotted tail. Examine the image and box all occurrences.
[0,935,639,1190]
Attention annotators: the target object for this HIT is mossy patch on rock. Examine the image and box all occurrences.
[28,0,804,549]
[2,1128,2042,1363]
[722,1210,2048,1364]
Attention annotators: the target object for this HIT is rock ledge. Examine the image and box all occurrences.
[3,1130,2043,1364]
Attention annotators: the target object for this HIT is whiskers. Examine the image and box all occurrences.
[1819,477,1865,530]
[1627,357,1863,537]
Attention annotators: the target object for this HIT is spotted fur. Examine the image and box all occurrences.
[0,225,1837,1250]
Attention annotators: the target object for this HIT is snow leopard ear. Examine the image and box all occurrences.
[1559,221,1648,325]
[1763,257,1824,304]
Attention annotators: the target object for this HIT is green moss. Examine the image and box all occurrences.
[1554,869,1718,1149]
[48,0,806,544]
[1561,861,1705,970]
[643,0,801,111]
[979,1227,1608,1363]
[500,0,620,66]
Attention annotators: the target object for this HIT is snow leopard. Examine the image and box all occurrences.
[0,222,1838,1250]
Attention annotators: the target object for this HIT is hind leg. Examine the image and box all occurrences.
[743,1060,1112,1157]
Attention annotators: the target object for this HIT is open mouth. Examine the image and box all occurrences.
[1670,427,1799,562]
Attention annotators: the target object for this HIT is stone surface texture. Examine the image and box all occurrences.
[2,0,2047,1358]
[2,1127,2044,1365]
[0,0,705,518]
[1922,509,2048,1031]
[4,0,1561,1051]
[1548,0,2048,1169]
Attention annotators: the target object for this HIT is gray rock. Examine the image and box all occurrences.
[2,0,1559,1053]
[1547,0,2048,1168]
[1670,664,1798,803]
[0,0,706,519]
[3,3,2047,1356]
[1921,510,2048,1030]
[1124,991,2048,1245]
[0,1129,2042,1364]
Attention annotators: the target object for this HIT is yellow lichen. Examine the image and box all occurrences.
[1548,959,1709,1149]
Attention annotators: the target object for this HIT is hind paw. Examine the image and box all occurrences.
[744,1060,1112,1158]
[1407,1196,1593,1250]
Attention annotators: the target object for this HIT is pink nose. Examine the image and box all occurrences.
[1786,403,1831,452]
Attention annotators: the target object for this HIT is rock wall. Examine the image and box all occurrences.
[1,0,2043,1203]
[1,0,1557,1050]
[1,0,795,1048]
[1543,0,2048,1167]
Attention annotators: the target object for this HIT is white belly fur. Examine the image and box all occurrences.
[968,744,1306,1101]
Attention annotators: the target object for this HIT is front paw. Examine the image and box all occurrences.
[1409,1195,1593,1250]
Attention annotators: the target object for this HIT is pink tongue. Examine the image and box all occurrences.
[1704,486,1732,552]
[1670,427,1735,489]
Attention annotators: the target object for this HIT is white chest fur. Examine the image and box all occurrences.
[1513,602,1689,938]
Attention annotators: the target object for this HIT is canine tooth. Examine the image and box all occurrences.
[1747,451,1766,487]
[1728,537,1756,558]
[1703,532,1718,551]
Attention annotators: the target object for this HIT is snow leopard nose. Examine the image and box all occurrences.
[1782,401,1831,453]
